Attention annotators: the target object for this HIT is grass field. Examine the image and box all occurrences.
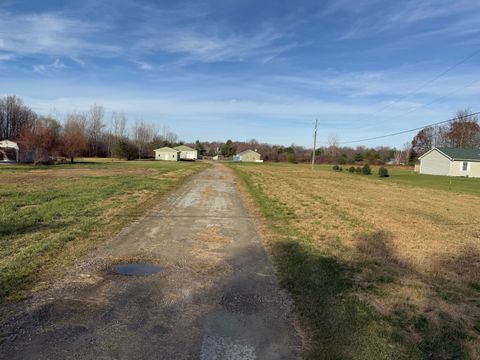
[231,162,480,359]
[0,159,207,306]
[315,164,480,196]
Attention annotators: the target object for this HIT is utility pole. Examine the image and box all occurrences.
[311,119,318,170]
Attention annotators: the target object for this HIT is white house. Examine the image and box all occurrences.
[174,145,197,160]
[0,140,35,163]
[154,147,180,161]
[418,147,480,177]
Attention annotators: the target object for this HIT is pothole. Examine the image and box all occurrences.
[113,263,165,276]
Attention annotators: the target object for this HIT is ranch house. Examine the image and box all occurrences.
[233,149,262,162]
[173,145,197,160]
[417,147,480,178]
[154,147,180,161]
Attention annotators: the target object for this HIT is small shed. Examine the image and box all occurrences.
[418,147,480,177]
[174,145,197,160]
[154,147,180,161]
[234,149,262,162]
[0,140,34,163]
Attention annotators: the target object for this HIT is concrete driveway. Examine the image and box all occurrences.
[0,163,301,359]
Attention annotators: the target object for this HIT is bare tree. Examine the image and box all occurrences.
[87,104,105,156]
[161,125,177,144]
[402,142,412,164]
[393,149,403,165]
[132,119,158,158]
[327,134,339,157]
[0,95,37,140]
[111,112,127,139]
[63,112,87,163]
[108,112,128,158]
[444,109,480,148]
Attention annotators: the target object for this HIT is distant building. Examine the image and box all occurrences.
[0,140,34,163]
[233,149,262,163]
[174,145,197,160]
[418,147,480,177]
[154,147,180,161]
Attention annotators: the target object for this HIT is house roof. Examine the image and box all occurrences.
[0,140,19,150]
[154,147,178,153]
[174,145,196,152]
[435,147,480,161]
[237,149,260,156]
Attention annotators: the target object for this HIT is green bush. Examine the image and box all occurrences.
[338,166,343,172]
[332,165,339,171]
[348,166,355,173]
[362,164,372,175]
[355,167,362,174]
[378,167,389,177]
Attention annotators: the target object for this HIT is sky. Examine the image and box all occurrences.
[1,0,479,148]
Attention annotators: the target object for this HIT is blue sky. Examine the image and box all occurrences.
[1,0,479,147]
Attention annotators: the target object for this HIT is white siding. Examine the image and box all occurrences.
[419,149,451,176]
[155,151,178,161]
[179,150,197,160]
[449,160,480,178]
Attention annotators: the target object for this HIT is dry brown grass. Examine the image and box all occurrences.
[232,163,480,359]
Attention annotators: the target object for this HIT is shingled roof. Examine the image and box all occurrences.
[173,145,195,152]
[435,147,480,161]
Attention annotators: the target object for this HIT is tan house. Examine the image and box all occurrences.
[233,149,262,162]
[418,147,480,177]
[154,147,179,161]
[174,145,197,160]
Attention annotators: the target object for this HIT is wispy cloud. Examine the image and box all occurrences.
[135,25,293,64]
[332,0,480,40]
[33,58,66,73]
[0,10,118,58]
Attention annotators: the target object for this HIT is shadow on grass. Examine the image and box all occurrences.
[268,229,478,359]
[353,230,477,359]
[0,221,65,238]
[229,167,479,358]
[273,237,399,359]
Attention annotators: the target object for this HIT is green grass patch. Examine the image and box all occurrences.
[0,159,207,306]
[316,163,480,196]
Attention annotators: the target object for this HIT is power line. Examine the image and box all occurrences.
[387,78,480,119]
[340,111,480,145]
[349,48,480,122]
[353,77,480,134]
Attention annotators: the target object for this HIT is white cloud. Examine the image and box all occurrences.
[333,0,480,40]
[0,11,118,57]
[136,61,153,71]
[33,58,66,73]
[136,25,293,64]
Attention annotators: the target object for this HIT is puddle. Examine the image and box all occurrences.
[113,263,165,276]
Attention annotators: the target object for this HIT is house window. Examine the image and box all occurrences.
[462,161,469,171]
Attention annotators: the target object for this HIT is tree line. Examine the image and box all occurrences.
[0,96,178,163]
[410,109,480,158]
[190,138,399,165]
[2,96,478,165]
[190,109,480,166]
